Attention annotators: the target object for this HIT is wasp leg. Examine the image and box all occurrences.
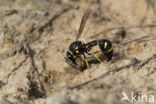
[86,52,106,67]
[84,58,89,69]
[86,52,102,63]
[79,59,85,71]
[82,53,91,77]
[82,53,90,68]
[80,60,84,68]
[76,56,85,71]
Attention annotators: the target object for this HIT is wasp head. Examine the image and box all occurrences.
[66,50,76,64]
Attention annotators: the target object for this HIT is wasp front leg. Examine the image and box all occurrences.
[76,55,90,71]
[82,53,90,69]
[65,57,80,71]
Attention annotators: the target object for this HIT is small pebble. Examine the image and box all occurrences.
[130,57,139,66]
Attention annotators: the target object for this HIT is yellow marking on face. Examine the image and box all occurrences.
[105,47,113,53]
[75,46,78,49]
[104,42,107,49]
[68,50,73,55]
[76,50,79,53]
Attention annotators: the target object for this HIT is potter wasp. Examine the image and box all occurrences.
[65,9,113,71]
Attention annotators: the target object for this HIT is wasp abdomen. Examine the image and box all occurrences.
[98,39,113,61]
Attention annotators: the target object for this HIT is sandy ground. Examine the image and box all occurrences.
[0,0,156,104]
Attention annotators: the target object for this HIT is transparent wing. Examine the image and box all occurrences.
[75,9,90,41]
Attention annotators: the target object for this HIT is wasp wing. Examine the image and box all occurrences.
[75,9,90,41]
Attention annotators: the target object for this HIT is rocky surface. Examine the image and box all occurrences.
[0,0,156,104]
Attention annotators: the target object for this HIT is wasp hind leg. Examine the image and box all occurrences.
[86,52,103,63]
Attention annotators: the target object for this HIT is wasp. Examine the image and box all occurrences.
[65,9,113,71]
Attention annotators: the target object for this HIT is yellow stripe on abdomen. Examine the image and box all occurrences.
[104,42,107,49]
[104,47,113,53]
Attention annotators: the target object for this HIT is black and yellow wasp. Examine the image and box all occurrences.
[65,9,113,71]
